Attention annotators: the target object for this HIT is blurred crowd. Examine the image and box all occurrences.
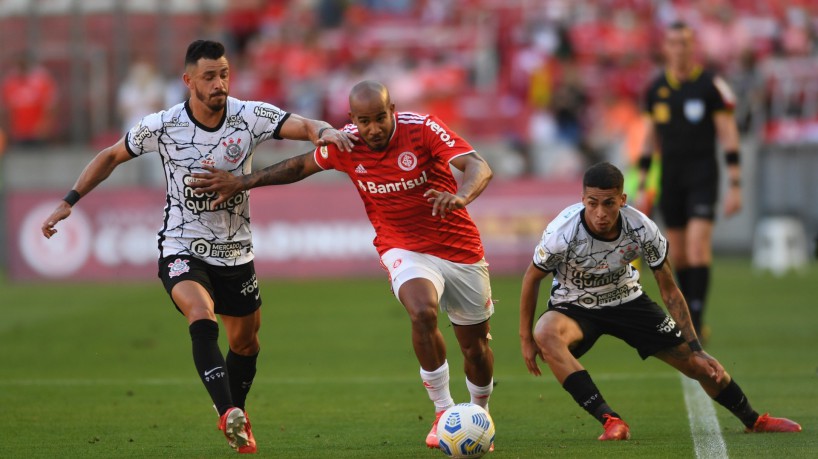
[1,0,817,176]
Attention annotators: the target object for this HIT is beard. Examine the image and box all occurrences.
[194,87,227,112]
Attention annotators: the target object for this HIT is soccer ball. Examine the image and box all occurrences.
[436,403,495,458]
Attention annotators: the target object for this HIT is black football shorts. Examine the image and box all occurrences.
[547,294,685,360]
[158,255,261,317]
[659,164,718,228]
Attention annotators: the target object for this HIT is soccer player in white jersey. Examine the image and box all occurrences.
[41,40,355,454]
[519,162,800,440]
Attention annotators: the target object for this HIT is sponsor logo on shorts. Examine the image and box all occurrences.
[656,316,677,334]
[393,258,402,269]
[241,273,259,296]
[167,258,190,278]
[397,151,417,171]
[319,145,328,159]
[191,239,244,259]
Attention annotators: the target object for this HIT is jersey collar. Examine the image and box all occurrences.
[184,98,227,132]
[579,208,623,242]
[665,65,703,90]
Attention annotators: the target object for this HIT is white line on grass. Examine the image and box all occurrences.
[681,374,728,459]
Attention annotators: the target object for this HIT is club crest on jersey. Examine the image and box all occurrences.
[620,244,639,262]
[223,138,243,163]
[398,151,417,171]
[684,99,705,123]
[167,258,190,278]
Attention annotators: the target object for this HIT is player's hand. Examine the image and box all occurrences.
[693,350,725,383]
[316,128,357,152]
[521,336,544,376]
[41,202,72,239]
[723,186,742,217]
[424,189,466,219]
[190,166,245,208]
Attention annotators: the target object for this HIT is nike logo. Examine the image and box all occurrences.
[176,145,195,151]
[675,331,682,338]
[254,293,260,301]
[204,366,223,377]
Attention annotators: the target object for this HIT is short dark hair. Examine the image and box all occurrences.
[185,40,225,67]
[583,162,624,191]
[668,20,690,32]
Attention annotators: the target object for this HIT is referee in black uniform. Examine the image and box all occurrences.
[637,21,742,337]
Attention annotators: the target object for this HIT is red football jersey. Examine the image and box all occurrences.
[314,112,485,264]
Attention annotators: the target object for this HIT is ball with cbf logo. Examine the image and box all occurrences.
[436,403,495,458]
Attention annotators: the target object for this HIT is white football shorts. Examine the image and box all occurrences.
[380,248,494,326]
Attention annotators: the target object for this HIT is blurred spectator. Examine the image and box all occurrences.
[117,60,166,132]
[0,56,57,147]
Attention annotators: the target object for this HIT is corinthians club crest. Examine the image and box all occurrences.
[223,138,243,163]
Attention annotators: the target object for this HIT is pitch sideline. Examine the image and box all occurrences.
[681,374,728,458]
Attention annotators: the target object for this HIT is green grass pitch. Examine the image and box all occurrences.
[1,258,816,458]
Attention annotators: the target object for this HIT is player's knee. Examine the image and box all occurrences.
[534,324,566,363]
[407,303,438,330]
[460,337,491,364]
[230,335,260,355]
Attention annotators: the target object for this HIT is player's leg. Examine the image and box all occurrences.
[438,258,495,410]
[684,217,714,335]
[452,320,493,407]
[655,344,800,432]
[535,309,628,440]
[221,309,261,410]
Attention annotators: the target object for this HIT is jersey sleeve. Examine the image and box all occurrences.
[709,75,736,112]
[423,114,476,162]
[532,228,565,273]
[636,212,668,269]
[125,112,163,157]
[313,142,341,171]
[248,101,291,143]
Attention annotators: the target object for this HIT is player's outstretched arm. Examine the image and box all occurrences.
[520,263,549,376]
[277,114,357,152]
[41,136,133,239]
[424,152,492,218]
[191,152,322,207]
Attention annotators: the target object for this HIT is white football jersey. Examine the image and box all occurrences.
[126,97,290,266]
[532,203,668,308]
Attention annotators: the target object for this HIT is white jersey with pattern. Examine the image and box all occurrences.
[532,203,668,309]
[125,97,290,266]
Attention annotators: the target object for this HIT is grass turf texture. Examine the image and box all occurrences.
[1,257,815,458]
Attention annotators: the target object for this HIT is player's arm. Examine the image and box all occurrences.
[714,111,742,216]
[41,136,133,238]
[652,260,725,381]
[636,114,658,192]
[190,152,323,208]
[520,263,549,376]
[276,113,356,152]
[425,152,493,219]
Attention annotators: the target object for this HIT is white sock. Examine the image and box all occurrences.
[466,378,493,411]
[420,361,455,413]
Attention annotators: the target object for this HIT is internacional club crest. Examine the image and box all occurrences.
[397,151,417,171]
[168,258,191,278]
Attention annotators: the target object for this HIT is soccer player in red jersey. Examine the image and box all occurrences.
[191,80,496,449]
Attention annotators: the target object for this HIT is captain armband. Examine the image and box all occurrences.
[725,150,740,165]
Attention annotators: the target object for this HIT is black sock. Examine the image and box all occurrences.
[562,370,619,424]
[686,266,710,334]
[189,319,233,416]
[226,349,258,411]
[676,268,691,297]
[713,379,759,428]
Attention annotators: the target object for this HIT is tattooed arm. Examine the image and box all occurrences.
[652,260,699,343]
[190,152,322,207]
